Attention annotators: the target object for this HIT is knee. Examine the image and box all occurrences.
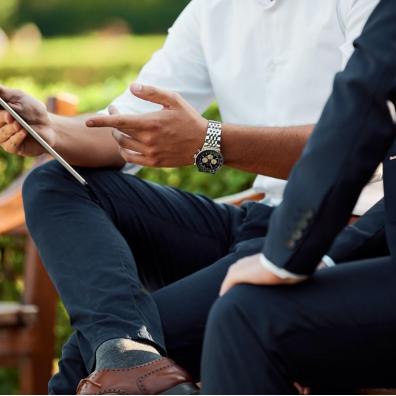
[24,160,65,204]
[206,285,285,346]
[23,160,86,226]
[23,159,67,198]
[207,287,246,329]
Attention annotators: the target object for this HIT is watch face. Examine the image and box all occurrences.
[195,149,224,174]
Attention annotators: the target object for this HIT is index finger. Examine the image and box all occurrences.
[86,114,151,130]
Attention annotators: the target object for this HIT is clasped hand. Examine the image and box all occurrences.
[86,84,208,167]
[220,254,305,296]
[0,85,53,156]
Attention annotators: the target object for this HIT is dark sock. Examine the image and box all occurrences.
[95,338,161,370]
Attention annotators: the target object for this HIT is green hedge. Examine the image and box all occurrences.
[0,35,165,85]
[3,0,190,36]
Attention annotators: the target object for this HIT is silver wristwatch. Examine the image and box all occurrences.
[194,120,224,174]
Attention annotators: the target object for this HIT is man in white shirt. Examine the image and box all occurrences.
[0,0,381,393]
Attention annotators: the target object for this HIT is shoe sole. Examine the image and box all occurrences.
[161,382,200,395]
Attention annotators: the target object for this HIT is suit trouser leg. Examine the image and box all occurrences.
[153,237,268,380]
[22,161,246,392]
[201,257,396,394]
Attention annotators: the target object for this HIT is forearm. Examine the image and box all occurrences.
[222,123,313,178]
[50,113,126,168]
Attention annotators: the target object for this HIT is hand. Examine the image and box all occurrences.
[0,85,55,156]
[85,83,208,167]
[294,382,311,395]
[220,254,304,296]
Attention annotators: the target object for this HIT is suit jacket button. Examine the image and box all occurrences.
[305,210,315,220]
[287,240,296,249]
[292,230,303,241]
[297,219,309,230]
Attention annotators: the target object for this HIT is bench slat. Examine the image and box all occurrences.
[0,303,38,327]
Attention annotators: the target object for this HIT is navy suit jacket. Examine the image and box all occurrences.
[327,198,388,264]
[262,0,396,276]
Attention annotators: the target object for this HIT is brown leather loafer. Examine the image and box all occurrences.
[76,357,199,395]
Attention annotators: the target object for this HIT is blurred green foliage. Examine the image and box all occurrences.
[0,34,255,393]
[0,0,18,32]
[0,369,18,395]
[2,0,190,36]
[0,35,166,85]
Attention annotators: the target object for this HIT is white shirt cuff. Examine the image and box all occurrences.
[321,255,336,267]
[259,254,308,280]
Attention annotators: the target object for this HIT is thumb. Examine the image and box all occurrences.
[130,83,180,108]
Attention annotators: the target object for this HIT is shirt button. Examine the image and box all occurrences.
[256,0,277,10]
[266,61,277,73]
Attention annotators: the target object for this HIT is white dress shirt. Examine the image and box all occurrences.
[102,0,381,217]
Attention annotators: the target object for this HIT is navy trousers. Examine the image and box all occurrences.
[201,257,396,394]
[22,160,273,394]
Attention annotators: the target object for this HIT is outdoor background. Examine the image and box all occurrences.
[0,1,255,393]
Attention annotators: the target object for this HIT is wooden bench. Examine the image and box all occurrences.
[0,94,78,394]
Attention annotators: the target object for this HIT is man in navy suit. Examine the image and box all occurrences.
[201,0,396,393]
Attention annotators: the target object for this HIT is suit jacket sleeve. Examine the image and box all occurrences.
[262,0,396,276]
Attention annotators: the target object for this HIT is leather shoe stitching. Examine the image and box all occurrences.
[137,363,176,394]
[97,388,128,395]
[92,358,168,375]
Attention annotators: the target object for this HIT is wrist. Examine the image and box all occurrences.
[218,123,241,168]
[47,113,62,150]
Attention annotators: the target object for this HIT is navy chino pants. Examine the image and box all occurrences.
[22,160,274,394]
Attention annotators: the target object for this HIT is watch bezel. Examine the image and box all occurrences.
[194,148,224,174]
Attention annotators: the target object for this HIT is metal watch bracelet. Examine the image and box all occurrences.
[203,120,222,149]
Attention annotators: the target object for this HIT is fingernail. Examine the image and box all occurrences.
[132,83,143,93]
[86,120,94,127]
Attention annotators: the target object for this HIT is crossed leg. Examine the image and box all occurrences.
[22,161,271,394]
